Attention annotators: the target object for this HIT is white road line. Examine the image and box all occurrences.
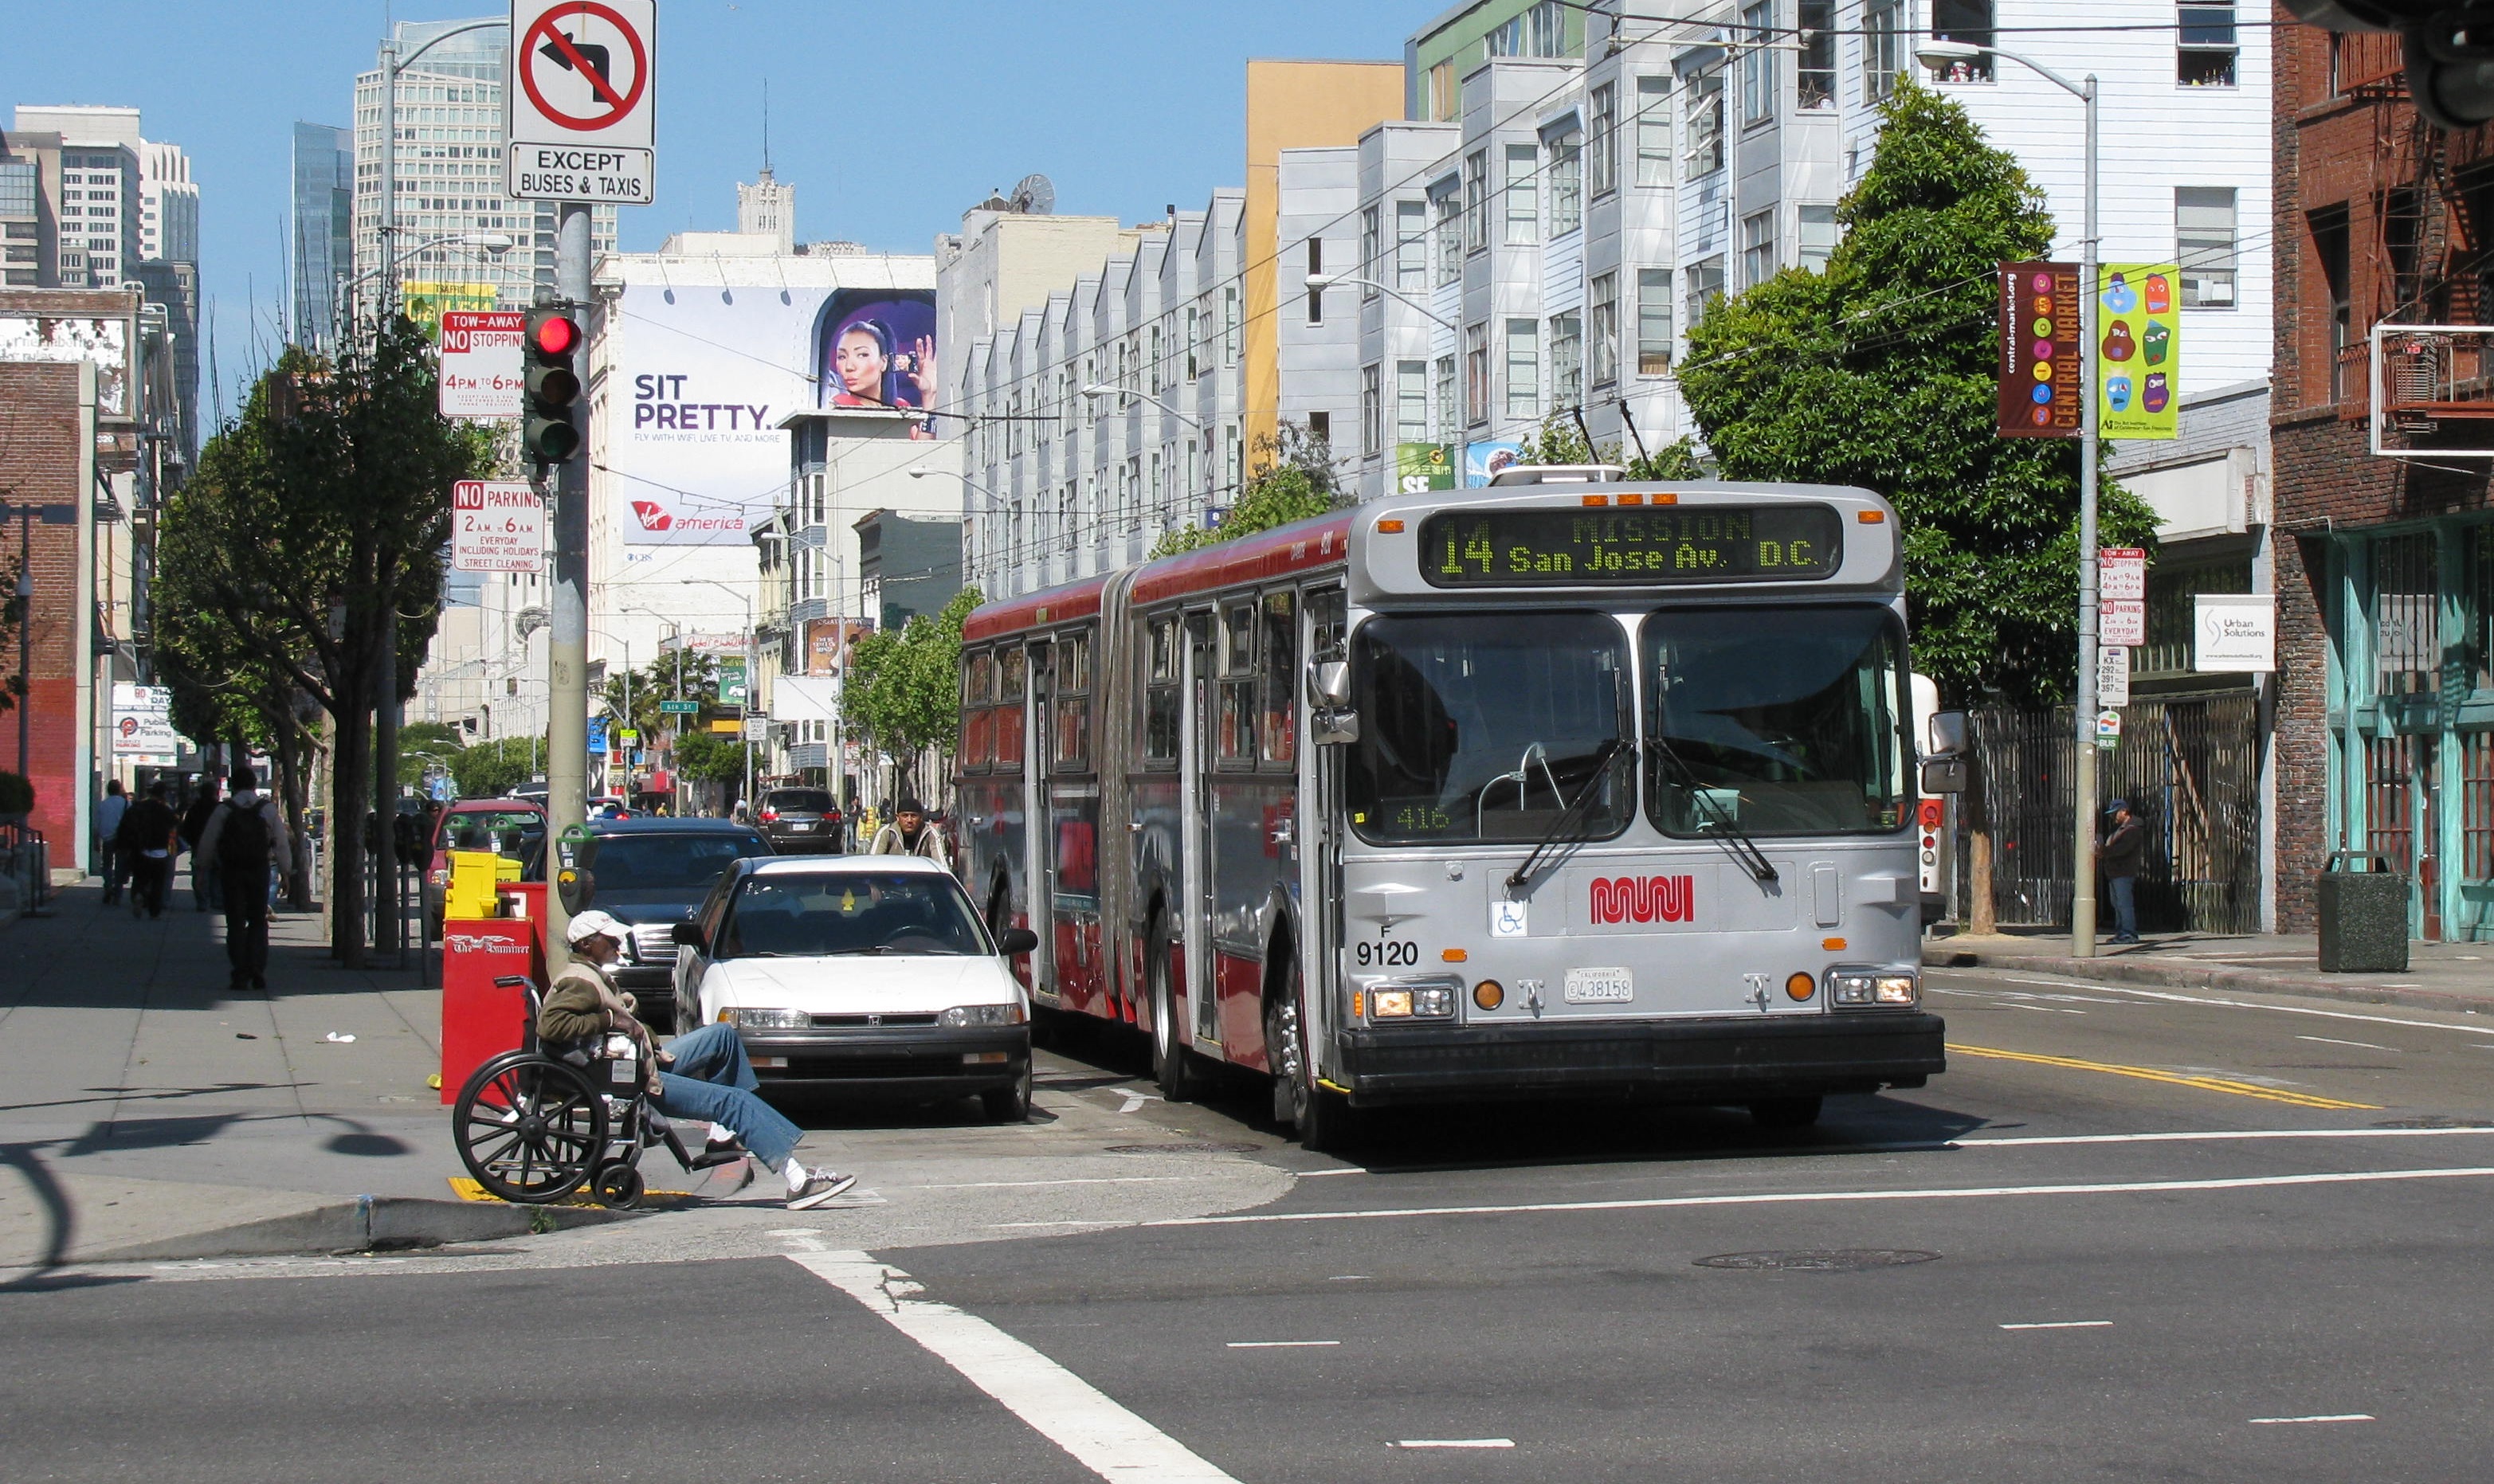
[1999,1321,2113,1330]
[1120,1096,1149,1113]
[1394,1439,1515,1449]
[2249,1414,2374,1425]
[790,1251,1239,1484]
[1226,1340,1341,1348]
[2296,1035,2396,1051]
[1296,1168,1364,1177]
[1934,973,2494,1037]
[2006,1002,2088,1015]
[902,1176,1200,1192]
[1146,1166,2494,1228]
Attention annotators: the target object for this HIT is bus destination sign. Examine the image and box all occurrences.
[1418,503,1845,587]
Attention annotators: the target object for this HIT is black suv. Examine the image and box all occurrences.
[754,787,845,854]
[567,819,773,1027]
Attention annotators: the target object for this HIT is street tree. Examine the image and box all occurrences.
[1151,423,1347,558]
[1513,412,1706,480]
[842,585,982,799]
[1674,80,2158,707]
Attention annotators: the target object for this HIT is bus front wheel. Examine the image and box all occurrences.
[1148,917,1207,1102]
[1266,960,1355,1154]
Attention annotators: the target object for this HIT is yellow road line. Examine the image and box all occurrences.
[1948,1043,2383,1111]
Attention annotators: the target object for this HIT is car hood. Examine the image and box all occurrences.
[707,954,1019,1013]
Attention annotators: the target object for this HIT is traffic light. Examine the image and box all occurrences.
[2285,1,2494,127]
[523,306,583,464]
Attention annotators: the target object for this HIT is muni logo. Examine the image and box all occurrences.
[1590,875,1696,925]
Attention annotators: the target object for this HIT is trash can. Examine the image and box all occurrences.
[2317,851,2410,974]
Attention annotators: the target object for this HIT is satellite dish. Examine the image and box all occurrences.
[1010,173,1055,216]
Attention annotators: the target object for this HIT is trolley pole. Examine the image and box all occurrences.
[543,201,593,966]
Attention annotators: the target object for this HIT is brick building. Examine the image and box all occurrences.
[2273,26,2494,940]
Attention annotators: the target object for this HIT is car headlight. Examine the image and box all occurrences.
[1828,969,1918,1008]
[722,1007,809,1030]
[939,1003,1029,1028]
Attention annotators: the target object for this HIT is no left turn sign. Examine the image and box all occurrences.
[505,0,656,205]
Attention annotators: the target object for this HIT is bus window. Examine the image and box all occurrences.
[994,703,1025,772]
[963,708,993,773]
[1053,630,1092,772]
[1259,590,1297,766]
[1223,601,1256,675]
[1143,616,1180,766]
[999,646,1028,703]
[965,648,994,705]
[1218,601,1257,766]
[1308,587,1347,665]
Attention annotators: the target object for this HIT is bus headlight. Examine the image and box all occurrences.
[1364,979,1460,1021]
[1828,970,1918,1008]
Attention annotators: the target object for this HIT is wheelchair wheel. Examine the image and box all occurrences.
[454,1053,608,1204]
[593,1163,645,1210]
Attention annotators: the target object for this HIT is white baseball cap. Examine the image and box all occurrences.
[564,909,628,946]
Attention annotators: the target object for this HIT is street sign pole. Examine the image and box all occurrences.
[543,201,592,965]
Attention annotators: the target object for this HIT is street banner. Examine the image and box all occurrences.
[1462,441,1522,487]
[1997,261,2082,437]
[1395,442,1456,493]
[2097,645,2131,707]
[2098,264,2180,440]
[439,311,526,419]
[110,683,178,760]
[587,715,609,754]
[505,0,657,205]
[2195,594,2276,672]
[451,480,544,573]
[718,656,748,706]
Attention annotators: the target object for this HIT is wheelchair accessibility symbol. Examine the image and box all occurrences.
[1491,899,1529,938]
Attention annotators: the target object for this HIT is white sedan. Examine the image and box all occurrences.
[669,856,1041,1122]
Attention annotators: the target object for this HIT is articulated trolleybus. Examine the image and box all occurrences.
[959,468,1960,1149]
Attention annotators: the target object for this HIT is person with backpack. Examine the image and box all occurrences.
[114,780,182,918]
[95,780,130,906]
[197,766,293,991]
[179,775,224,913]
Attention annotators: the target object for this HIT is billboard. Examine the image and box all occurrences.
[1463,441,1522,487]
[613,284,937,546]
[1395,442,1456,493]
[400,281,500,341]
[111,684,179,761]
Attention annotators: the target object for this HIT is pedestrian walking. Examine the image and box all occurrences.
[95,780,129,905]
[2101,797,2146,945]
[114,781,181,918]
[867,797,948,867]
[198,766,292,992]
[179,775,224,913]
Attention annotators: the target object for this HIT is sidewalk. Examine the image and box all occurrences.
[0,881,624,1267]
[1926,926,2494,1015]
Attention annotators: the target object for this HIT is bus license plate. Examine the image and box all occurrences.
[1563,968,1633,1004]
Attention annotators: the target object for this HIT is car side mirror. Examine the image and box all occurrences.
[1927,710,1968,756]
[995,926,1040,957]
[669,919,707,950]
[1920,757,1968,796]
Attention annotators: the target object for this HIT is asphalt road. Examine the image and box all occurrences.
[10,964,2494,1482]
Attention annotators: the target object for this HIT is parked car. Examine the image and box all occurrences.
[753,787,845,854]
[571,818,773,1028]
[422,800,547,933]
[669,856,1041,1121]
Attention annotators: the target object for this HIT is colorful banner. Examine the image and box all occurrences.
[1463,441,1523,487]
[1394,442,1457,493]
[2098,264,2180,441]
[1997,261,2082,438]
[718,656,748,707]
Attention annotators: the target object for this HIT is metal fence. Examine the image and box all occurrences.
[1,820,50,918]
[1957,694,2265,935]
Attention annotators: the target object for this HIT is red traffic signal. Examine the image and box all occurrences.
[531,313,580,357]
[524,305,583,464]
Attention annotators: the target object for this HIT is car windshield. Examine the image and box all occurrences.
[440,809,542,856]
[717,871,990,957]
[1642,605,1911,838]
[1347,611,1632,844]
[582,832,768,891]
[766,790,833,813]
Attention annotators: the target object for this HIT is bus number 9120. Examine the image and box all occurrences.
[1355,938,1421,968]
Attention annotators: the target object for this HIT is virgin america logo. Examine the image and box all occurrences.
[630,500,674,531]
[1590,875,1696,925]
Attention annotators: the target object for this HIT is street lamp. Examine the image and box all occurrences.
[1916,35,2104,958]
[372,17,509,324]
[1304,272,1460,333]
[1077,383,1205,429]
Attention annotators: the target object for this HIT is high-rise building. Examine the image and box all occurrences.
[351,17,617,323]
[290,123,353,350]
[138,139,196,265]
[738,166,794,252]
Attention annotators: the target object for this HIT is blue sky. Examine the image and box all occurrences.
[2,0,1421,422]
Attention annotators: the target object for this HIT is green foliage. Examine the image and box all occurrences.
[1514,413,1708,481]
[1150,423,1347,558]
[0,769,33,816]
[842,586,982,792]
[672,730,755,785]
[398,722,465,789]
[601,649,720,738]
[1674,80,2158,707]
[449,734,547,798]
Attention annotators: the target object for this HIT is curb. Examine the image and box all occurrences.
[78,1194,642,1264]
[1923,946,2494,1018]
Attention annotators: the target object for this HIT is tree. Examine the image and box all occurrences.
[672,730,754,787]
[1513,412,1707,480]
[842,585,982,797]
[449,734,547,799]
[398,722,465,789]
[1674,80,2158,707]
[1151,423,1348,558]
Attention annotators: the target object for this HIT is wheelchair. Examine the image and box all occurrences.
[450,974,739,1209]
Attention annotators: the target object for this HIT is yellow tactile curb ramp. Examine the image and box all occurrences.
[448,1177,697,1208]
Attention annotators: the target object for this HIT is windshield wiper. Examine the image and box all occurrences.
[1642,734,1779,883]
[1505,739,1625,894]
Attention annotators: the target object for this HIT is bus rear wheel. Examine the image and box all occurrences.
[1148,918,1206,1102]
[1749,1095,1823,1131]
[1266,960,1355,1154]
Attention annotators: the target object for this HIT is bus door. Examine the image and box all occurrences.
[1025,637,1057,1002]
[1302,588,1348,1047]
[1179,609,1220,1047]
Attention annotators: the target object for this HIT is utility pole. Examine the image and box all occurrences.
[543,202,592,965]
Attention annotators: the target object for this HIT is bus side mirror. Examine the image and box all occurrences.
[1312,711,1361,746]
[1307,660,1351,708]
[1927,710,1968,755]
[1920,757,1968,795]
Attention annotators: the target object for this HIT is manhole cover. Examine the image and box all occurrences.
[1694,1249,1941,1271]
[2373,1116,2494,1129]
[1104,1141,1264,1155]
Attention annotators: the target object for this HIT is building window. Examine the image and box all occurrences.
[1224,286,1241,364]
[1148,324,1164,394]
[1506,318,1540,419]
[1465,323,1490,425]
[1433,185,1462,285]
[1396,199,1428,292]
[1687,71,1725,178]
[1864,0,1907,102]
[1928,1,1997,83]
[1590,82,1618,197]
[1687,256,1727,330]
[1307,237,1325,324]
[1398,359,1430,444]
[1741,2,1777,123]
[1546,127,1582,236]
[1429,60,1458,121]
[1505,143,1539,245]
[1637,268,1675,373]
[1308,410,1331,449]
[2178,187,2238,307]
[1465,151,1488,252]
[1634,76,1673,187]
[1361,364,1382,456]
[1798,204,1839,268]
[1359,206,1381,299]
[1590,272,1621,387]
[1185,307,1200,379]
[1550,312,1583,409]
[1527,0,1567,57]
[2313,209,2352,403]
[1741,209,1778,286]
[1224,423,1241,490]
[2180,2,2238,87]
[1487,14,1523,57]
[1798,0,1836,108]
[1435,355,1459,441]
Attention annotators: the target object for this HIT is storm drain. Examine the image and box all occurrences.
[1695,1249,1942,1272]
[1104,1141,1265,1155]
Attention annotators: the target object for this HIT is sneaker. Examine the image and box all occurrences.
[251,975,267,990]
[786,1170,859,1210]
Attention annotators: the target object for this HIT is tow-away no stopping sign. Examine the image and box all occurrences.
[505,0,655,205]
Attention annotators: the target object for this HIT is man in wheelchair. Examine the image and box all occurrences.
[548,910,859,1210]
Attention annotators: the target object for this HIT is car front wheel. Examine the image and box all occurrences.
[981,1061,1032,1124]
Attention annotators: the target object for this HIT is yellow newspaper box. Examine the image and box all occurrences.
[445,848,520,921]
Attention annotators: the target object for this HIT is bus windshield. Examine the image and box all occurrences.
[1642,605,1910,838]
[1347,611,1631,844]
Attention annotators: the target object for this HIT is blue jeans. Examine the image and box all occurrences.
[2108,875,2139,941]
[653,1023,805,1171]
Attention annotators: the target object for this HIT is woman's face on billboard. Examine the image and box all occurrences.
[835,327,887,397]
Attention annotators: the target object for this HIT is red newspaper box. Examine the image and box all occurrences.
[440,888,547,1104]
